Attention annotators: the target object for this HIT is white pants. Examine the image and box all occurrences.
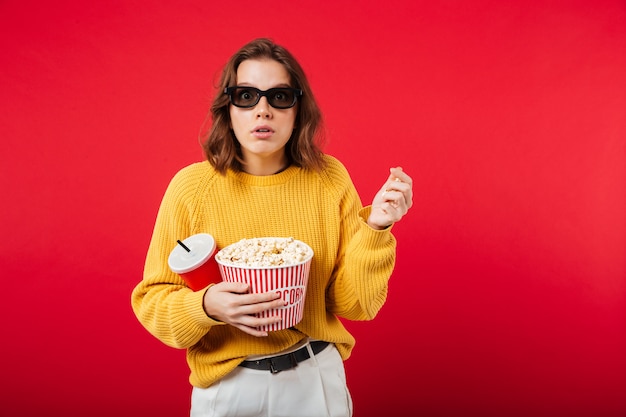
[190,343,353,417]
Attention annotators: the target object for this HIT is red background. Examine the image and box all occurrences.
[1,1,624,416]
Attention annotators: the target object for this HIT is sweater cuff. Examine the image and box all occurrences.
[184,285,225,327]
[359,206,395,232]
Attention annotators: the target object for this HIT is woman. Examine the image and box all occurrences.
[131,38,413,417]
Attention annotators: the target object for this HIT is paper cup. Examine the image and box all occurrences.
[215,238,313,331]
[168,233,221,291]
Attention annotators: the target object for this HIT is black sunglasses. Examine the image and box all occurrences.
[224,86,303,109]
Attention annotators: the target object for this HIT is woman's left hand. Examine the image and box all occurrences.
[368,166,413,230]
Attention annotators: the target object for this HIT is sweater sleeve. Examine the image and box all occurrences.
[131,164,224,349]
[324,160,397,320]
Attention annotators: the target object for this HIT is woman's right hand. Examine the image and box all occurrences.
[202,282,287,337]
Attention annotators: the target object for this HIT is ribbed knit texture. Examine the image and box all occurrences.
[131,155,397,388]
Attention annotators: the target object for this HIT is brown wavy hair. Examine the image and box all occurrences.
[201,38,326,174]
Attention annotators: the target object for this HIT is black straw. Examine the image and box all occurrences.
[177,239,191,252]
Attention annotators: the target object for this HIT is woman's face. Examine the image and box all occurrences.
[229,59,297,168]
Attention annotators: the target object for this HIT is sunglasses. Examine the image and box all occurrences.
[224,86,303,109]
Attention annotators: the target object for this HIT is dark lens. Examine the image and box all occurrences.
[268,88,295,108]
[232,87,259,107]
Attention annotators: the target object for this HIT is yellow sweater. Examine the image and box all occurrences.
[131,155,397,388]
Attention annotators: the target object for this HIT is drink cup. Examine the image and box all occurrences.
[168,233,221,291]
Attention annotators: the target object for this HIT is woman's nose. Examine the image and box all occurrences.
[255,97,272,118]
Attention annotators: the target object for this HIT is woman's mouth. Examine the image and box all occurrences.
[252,126,274,139]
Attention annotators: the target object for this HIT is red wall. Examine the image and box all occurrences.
[1,1,624,416]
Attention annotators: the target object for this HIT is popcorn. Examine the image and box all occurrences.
[215,237,312,267]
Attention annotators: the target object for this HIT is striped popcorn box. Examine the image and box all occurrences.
[215,238,314,331]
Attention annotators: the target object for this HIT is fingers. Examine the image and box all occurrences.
[219,281,251,294]
[389,166,412,185]
[380,168,413,210]
[380,191,407,213]
[203,284,287,337]
[378,196,407,226]
[232,311,284,337]
[231,294,286,336]
[368,166,414,229]
[236,292,287,316]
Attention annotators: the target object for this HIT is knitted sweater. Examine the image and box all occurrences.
[131,154,397,388]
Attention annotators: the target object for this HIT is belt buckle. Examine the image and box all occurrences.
[269,352,299,374]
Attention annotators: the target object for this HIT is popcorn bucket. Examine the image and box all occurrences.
[215,238,313,332]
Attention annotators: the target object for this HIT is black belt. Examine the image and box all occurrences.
[238,341,330,374]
